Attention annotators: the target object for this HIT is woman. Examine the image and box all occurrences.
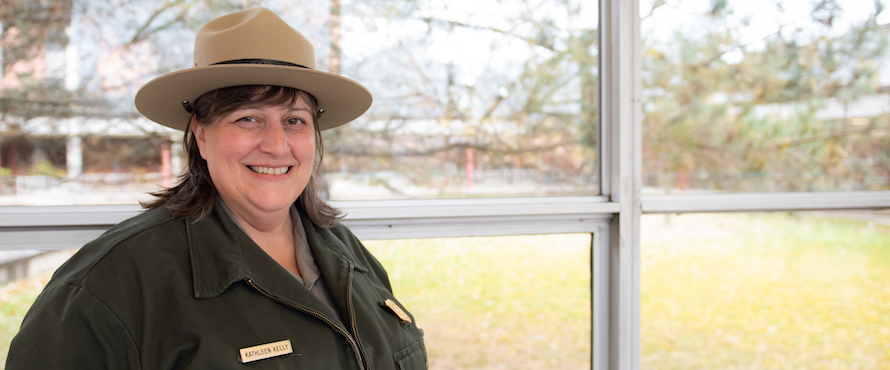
[7,8,426,369]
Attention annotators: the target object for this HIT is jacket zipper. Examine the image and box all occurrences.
[246,278,366,370]
[346,265,370,370]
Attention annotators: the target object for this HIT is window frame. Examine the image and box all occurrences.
[2,0,890,369]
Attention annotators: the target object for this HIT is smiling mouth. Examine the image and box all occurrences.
[248,165,291,175]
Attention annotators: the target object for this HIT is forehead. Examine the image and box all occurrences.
[239,88,313,108]
[238,95,312,112]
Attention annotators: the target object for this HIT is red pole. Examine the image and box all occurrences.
[465,147,474,190]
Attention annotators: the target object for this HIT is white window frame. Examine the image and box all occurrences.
[2,1,890,369]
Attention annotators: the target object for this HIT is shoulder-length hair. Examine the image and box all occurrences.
[142,85,342,228]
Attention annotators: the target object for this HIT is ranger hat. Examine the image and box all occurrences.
[135,7,371,131]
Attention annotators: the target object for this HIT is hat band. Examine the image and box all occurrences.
[181,58,313,115]
[212,58,309,69]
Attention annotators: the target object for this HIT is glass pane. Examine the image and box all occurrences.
[641,0,890,193]
[0,0,599,206]
[324,0,600,200]
[641,212,890,367]
[364,234,592,368]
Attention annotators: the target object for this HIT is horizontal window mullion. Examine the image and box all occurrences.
[0,196,617,228]
[642,191,890,214]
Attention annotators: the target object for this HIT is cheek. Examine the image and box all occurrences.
[293,134,317,162]
[204,133,251,167]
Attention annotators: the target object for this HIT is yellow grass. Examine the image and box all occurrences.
[365,235,592,369]
[641,213,890,369]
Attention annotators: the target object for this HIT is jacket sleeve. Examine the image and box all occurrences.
[6,283,141,369]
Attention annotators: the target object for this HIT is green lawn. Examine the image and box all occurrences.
[365,234,593,369]
[641,213,890,369]
[1,212,888,369]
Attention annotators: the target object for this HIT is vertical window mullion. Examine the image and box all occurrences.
[600,0,643,368]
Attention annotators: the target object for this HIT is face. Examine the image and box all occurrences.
[192,95,316,223]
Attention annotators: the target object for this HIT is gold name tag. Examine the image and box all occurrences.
[384,299,412,323]
[240,339,293,363]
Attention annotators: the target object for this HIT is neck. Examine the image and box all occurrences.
[224,202,300,276]
[227,205,293,243]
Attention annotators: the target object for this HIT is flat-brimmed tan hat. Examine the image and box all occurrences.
[134,7,371,131]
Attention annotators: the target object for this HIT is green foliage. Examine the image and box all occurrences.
[643,0,890,192]
[28,161,66,178]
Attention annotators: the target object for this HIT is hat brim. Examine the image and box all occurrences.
[134,64,372,131]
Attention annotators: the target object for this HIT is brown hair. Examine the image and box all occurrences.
[142,85,343,227]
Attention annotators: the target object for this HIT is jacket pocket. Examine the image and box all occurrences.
[393,339,427,370]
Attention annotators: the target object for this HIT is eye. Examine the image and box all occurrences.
[232,115,262,129]
[285,117,304,126]
[284,112,312,129]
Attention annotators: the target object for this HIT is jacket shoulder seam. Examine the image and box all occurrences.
[71,211,180,286]
[53,282,143,367]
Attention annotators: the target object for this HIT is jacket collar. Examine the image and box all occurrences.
[187,199,368,300]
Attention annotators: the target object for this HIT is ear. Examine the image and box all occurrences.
[190,117,209,160]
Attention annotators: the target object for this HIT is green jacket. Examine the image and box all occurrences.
[7,202,426,369]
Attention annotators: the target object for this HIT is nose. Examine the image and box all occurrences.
[258,121,289,156]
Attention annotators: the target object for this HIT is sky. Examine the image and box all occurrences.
[643,0,888,45]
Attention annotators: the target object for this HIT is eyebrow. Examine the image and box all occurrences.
[234,104,311,113]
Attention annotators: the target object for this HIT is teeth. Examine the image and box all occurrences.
[249,166,290,175]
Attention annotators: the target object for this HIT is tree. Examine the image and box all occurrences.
[641,0,890,192]
[323,0,599,197]
[0,0,253,181]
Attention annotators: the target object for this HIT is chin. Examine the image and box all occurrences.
[251,195,299,212]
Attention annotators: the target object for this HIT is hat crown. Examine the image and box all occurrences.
[194,8,316,69]
[136,7,371,132]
